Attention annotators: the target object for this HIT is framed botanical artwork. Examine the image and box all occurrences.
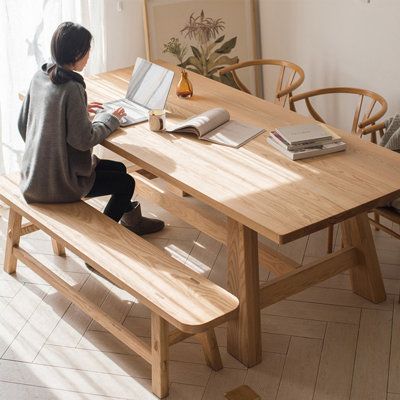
[143,0,262,96]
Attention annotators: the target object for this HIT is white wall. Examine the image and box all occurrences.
[103,0,146,71]
[259,0,400,130]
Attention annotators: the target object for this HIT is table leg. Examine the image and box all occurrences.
[226,218,262,367]
[341,213,386,303]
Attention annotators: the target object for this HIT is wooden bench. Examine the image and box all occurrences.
[0,175,239,398]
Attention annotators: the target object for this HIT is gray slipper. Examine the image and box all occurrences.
[120,201,165,236]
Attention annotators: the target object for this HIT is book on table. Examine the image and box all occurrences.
[268,123,346,160]
[167,108,264,148]
[274,123,334,145]
[271,124,343,151]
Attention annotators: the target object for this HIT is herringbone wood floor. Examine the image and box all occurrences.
[0,193,399,400]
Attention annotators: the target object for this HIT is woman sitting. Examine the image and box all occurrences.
[18,22,164,236]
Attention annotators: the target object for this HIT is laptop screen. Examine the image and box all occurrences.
[125,58,175,110]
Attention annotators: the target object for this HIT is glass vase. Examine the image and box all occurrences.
[176,69,193,99]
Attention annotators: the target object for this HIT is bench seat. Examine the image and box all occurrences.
[0,174,239,398]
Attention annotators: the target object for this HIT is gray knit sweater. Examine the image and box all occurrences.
[18,64,120,203]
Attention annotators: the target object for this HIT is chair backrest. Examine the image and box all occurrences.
[218,59,305,108]
[289,87,388,142]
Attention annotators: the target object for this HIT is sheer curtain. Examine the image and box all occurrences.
[0,0,106,174]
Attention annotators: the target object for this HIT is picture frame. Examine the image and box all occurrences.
[143,0,262,96]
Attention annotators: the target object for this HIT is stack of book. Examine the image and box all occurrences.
[267,123,346,160]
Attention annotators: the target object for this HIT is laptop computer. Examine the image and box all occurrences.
[101,57,175,127]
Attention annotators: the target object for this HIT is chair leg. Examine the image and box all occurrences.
[374,212,380,231]
[4,209,22,274]
[327,225,334,254]
[51,238,66,256]
[151,313,169,399]
[197,328,223,371]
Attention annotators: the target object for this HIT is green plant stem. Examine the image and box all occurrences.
[201,43,209,76]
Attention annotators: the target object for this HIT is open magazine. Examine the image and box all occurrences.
[167,108,265,148]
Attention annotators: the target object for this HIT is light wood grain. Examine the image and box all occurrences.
[197,329,223,371]
[1,176,240,397]
[370,206,400,241]
[133,172,226,244]
[46,274,111,348]
[168,329,193,346]
[341,213,386,303]
[290,87,388,253]
[89,286,134,332]
[219,59,305,108]
[0,175,239,334]
[20,222,39,236]
[84,65,392,369]
[86,63,400,245]
[227,218,261,367]
[3,209,21,274]
[134,172,297,275]
[289,86,387,137]
[13,247,153,363]
[51,238,65,256]
[259,247,359,308]
[151,313,169,398]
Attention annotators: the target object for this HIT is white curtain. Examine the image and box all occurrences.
[0,0,106,175]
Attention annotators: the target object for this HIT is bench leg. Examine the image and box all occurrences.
[4,209,22,274]
[151,313,169,399]
[197,328,223,371]
[341,213,386,303]
[327,225,334,253]
[51,239,66,256]
[227,218,262,368]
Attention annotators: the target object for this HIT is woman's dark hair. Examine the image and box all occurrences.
[49,22,92,84]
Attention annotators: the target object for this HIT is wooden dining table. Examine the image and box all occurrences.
[85,61,400,368]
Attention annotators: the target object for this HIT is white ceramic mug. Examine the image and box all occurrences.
[148,109,166,132]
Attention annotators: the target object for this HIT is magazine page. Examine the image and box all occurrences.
[167,108,230,137]
[202,120,265,148]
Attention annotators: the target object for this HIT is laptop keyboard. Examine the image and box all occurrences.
[102,99,148,120]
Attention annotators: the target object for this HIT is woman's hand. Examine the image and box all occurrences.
[112,107,126,121]
[87,102,104,114]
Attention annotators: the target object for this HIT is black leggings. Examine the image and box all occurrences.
[86,160,135,222]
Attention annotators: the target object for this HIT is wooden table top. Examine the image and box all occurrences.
[85,62,400,244]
